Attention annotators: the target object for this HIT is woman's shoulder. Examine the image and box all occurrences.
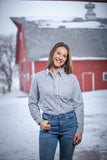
[33,69,46,79]
[66,73,77,80]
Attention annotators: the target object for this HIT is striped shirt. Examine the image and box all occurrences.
[28,68,84,133]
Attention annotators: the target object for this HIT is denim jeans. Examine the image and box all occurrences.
[39,110,77,160]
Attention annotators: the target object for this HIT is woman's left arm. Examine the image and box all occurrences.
[72,76,84,145]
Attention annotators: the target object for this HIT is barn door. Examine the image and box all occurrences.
[82,72,95,92]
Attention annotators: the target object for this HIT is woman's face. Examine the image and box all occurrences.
[52,47,68,69]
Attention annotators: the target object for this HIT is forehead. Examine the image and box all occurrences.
[56,47,68,54]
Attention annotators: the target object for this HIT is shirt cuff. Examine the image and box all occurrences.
[34,117,43,125]
[76,126,84,133]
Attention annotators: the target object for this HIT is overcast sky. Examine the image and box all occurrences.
[0,0,107,35]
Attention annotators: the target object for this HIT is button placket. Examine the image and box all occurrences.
[54,75,61,113]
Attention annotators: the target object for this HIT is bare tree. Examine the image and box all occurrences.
[0,34,16,92]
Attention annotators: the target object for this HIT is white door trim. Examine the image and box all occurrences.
[82,72,95,92]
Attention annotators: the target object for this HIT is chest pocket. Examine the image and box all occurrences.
[38,81,53,98]
[58,81,73,100]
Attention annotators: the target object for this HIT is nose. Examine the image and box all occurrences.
[59,54,63,60]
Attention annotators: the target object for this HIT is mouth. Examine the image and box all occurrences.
[55,58,63,64]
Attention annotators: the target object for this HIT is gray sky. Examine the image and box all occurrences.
[0,0,107,35]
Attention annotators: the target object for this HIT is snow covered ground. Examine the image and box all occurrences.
[0,89,107,160]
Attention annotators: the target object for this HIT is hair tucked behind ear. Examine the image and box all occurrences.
[46,42,72,74]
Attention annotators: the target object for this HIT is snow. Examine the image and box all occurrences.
[26,17,107,29]
[11,77,19,91]
[0,89,107,160]
[39,57,107,61]
[11,73,19,91]
[26,16,74,22]
[72,57,107,60]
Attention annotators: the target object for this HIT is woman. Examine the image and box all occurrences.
[28,42,84,160]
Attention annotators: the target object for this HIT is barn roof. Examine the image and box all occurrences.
[11,17,107,61]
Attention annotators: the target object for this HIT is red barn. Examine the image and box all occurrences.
[11,17,107,93]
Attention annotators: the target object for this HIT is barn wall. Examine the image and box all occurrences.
[34,60,107,92]
[73,60,107,91]
[34,61,48,73]
[18,27,32,93]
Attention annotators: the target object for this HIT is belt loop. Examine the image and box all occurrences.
[49,115,51,121]
[64,114,66,119]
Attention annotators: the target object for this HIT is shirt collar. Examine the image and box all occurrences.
[45,68,50,77]
[45,67,65,77]
[59,67,65,76]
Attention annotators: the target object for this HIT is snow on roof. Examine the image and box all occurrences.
[39,57,107,61]
[25,17,107,29]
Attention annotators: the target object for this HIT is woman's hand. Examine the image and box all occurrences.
[73,132,82,146]
[39,120,51,131]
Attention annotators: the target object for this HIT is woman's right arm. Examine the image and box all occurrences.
[28,75,51,131]
[28,75,43,124]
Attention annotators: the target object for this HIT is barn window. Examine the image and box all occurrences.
[103,72,107,81]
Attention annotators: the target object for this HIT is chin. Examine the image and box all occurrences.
[55,65,63,69]
[55,63,63,67]
[53,61,65,68]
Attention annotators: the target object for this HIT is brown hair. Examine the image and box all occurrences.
[46,42,72,74]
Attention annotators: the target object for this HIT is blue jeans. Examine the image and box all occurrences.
[39,110,77,160]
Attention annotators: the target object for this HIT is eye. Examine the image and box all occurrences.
[63,54,67,58]
[57,52,60,55]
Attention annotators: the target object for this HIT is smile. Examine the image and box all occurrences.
[55,58,63,64]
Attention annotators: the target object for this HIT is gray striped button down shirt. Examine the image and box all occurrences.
[28,68,84,133]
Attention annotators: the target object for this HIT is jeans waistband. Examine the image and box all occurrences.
[42,110,75,120]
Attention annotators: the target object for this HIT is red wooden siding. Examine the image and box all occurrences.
[17,27,32,93]
[83,73,93,91]
[33,60,107,92]
[73,60,107,91]
[34,61,48,73]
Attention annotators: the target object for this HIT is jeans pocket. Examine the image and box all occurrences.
[62,116,77,132]
[42,114,51,121]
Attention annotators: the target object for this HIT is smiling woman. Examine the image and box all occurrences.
[52,47,67,70]
[47,42,72,76]
[28,42,84,160]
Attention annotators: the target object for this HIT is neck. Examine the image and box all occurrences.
[50,66,61,77]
